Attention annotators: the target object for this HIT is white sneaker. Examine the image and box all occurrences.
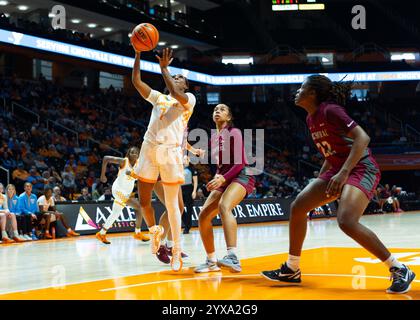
[149,225,164,254]
[194,258,221,273]
[171,248,183,272]
[23,235,32,241]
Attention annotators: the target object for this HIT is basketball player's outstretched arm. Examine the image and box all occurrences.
[156,48,189,107]
[100,156,124,183]
[132,51,152,100]
[186,142,205,158]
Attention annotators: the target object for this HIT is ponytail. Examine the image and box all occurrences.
[330,82,352,106]
[306,74,353,106]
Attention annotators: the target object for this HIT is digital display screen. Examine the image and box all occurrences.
[272,0,325,11]
[1,28,420,86]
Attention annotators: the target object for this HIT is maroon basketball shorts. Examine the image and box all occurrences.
[319,156,381,200]
[216,168,256,196]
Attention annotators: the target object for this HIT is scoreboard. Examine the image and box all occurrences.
[272,0,325,11]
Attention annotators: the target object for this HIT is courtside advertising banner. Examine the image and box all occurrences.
[57,198,296,235]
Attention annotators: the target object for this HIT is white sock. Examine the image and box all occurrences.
[384,255,403,269]
[67,228,71,232]
[163,184,182,253]
[287,254,301,271]
[227,247,237,256]
[166,240,174,248]
[100,228,107,235]
[103,201,124,231]
[207,252,217,262]
[135,228,141,234]
[14,231,19,238]
[2,231,8,238]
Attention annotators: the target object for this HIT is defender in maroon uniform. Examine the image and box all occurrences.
[261,75,415,294]
[194,104,255,274]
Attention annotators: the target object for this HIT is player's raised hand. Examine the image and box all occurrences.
[155,48,173,68]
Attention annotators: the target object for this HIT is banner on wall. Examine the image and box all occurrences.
[57,198,300,235]
[2,28,420,85]
[57,197,337,236]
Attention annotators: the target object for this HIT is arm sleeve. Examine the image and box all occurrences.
[146,89,162,107]
[326,105,358,133]
[222,129,245,182]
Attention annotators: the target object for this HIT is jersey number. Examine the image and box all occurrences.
[316,141,334,157]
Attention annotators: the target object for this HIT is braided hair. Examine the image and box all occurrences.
[306,75,352,106]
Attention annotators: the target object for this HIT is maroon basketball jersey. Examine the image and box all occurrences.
[306,102,369,169]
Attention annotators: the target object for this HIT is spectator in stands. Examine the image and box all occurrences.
[26,168,45,196]
[37,187,79,238]
[17,182,39,240]
[65,154,77,172]
[379,184,392,212]
[391,185,403,213]
[36,187,55,239]
[77,187,92,201]
[62,166,76,199]
[52,186,66,202]
[7,184,32,241]
[12,163,30,190]
[284,176,300,192]
[0,183,23,243]
[1,152,16,170]
[248,189,262,199]
[49,166,63,184]
[5,184,27,241]
[98,187,113,201]
[92,182,103,200]
[367,189,382,214]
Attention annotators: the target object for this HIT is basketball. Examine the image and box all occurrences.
[130,23,159,52]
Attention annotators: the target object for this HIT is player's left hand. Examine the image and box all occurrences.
[155,48,173,68]
[192,191,196,200]
[326,171,348,198]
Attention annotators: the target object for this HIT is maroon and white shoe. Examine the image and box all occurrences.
[166,245,189,258]
[156,245,170,264]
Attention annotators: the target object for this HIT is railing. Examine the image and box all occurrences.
[388,113,404,135]
[46,120,80,146]
[1,98,6,116]
[264,44,305,63]
[89,102,147,129]
[406,124,420,142]
[11,102,40,125]
[351,43,389,61]
[0,166,10,186]
[87,138,123,156]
